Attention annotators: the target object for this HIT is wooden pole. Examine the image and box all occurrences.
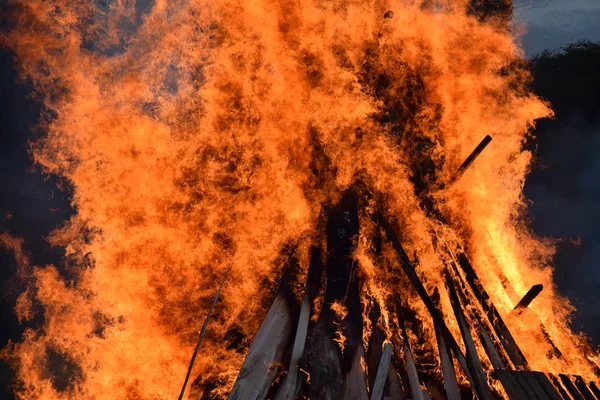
[447,135,492,186]
[178,268,230,400]
[435,326,461,400]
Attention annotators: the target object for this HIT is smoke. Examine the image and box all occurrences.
[526,40,600,347]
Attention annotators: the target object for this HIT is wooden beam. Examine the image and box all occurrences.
[589,381,600,400]
[531,372,563,400]
[404,338,425,400]
[494,370,530,400]
[371,342,393,400]
[549,374,574,400]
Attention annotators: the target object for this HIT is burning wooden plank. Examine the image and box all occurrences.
[370,341,393,400]
[447,134,493,186]
[512,284,544,314]
[228,288,294,400]
[445,273,494,400]
[273,247,322,400]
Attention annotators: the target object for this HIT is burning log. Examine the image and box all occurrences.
[228,266,297,400]
[512,284,543,315]
[370,342,393,400]
[178,268,230,400]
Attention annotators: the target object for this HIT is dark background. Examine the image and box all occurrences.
[1,1,599,398]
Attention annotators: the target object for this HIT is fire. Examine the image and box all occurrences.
[1,0,598,398]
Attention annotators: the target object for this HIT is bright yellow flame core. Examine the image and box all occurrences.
[1,0,597,398]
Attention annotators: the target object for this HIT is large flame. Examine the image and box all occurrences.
[1,0,597,398]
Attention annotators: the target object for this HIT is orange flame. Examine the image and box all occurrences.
[1,0,597,398]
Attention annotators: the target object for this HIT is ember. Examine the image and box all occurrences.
[1,0,599,398]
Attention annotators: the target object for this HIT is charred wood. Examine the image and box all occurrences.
[447,135,492,186]
[512,284,543,314]
[560,374,586,400]
[574,376,596,400]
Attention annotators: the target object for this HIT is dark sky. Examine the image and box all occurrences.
[0,2,599,398]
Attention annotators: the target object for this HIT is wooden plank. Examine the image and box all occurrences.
[343,345,369,400]
[531,371,563,400]
[494,370,530,400]
[274,247,321,400]
[521,371,555,400]
[380,216,477,390]
[446,273,494,400]
[574,376,596,400]
[449,250,529,369]
[179,268,229,400]
[511,371,541,400]
[228,290,294,400]
[435,326,460,400]
[404,339,425,400]
[512,284,543,314]
[385,364,406,400]
[560,374,585,400]
[550,374,574,400]
[479,322,505,370]
[589,381,600,400]
[371,342,393,400]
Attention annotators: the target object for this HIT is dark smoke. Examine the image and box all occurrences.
[526,40,600,348]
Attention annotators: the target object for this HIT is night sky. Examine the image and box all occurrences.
[1,1,599,397]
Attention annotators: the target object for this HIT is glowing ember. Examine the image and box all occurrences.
[1,0,598,398]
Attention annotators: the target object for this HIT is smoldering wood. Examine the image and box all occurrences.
[447,134,492,186]
[228,289,294,400]
[513,284,544,314]
[445,273,494,400]
[309,189,361,400]
[574,376,596,400]
[178,267,230,400]
[559,374,586,400]
[371,342,393,400]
